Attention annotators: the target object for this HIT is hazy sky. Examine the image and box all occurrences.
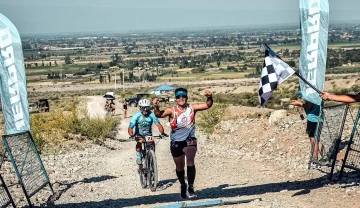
[1,0,359,34]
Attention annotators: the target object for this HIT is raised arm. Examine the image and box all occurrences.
[321,92,360,103]
[152,97,173,118]
[150,112,165,134]
[192,89,213,111]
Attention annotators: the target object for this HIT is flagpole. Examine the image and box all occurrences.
[294,71,322,94]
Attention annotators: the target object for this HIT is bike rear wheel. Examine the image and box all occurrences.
[147,150,158,192]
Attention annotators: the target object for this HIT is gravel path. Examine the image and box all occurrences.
[36,96,359,208]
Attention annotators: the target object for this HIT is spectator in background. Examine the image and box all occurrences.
[123,100,128,118]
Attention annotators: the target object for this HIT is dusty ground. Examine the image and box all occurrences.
[26,78,259,93]
[50,98,360,207]
[1,96,360,207]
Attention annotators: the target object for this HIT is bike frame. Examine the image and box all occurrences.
[134,135,164,191]
[136,136,158,164]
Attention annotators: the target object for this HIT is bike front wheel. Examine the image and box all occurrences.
[147,150,158,192]
[139,159,148,189]
[139,166,147,188]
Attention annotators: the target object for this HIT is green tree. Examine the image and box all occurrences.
[288,60,296,68]
[115,53,120,61]
[65,55,72,64]
[109,53,121,67]
[283,49,290,57]
[124,46,132,54]
[129,72,135,82]
[178,47,184,53]
[255,65,261,75]
[119,72,123,84]
[191,66,205,73]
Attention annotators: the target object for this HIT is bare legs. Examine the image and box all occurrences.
[173,146,197,198]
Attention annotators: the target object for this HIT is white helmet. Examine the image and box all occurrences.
[138,99,151,107]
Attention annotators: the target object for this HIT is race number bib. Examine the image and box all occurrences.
[145,136,155,142]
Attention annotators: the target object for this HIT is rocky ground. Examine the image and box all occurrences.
[1,97,360,208]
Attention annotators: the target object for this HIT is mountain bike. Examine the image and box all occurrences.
[131,134,166,192]
[107,106,115,116]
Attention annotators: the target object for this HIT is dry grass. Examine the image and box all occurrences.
[30,98,119,153]
[197,104,228,134]
[176,68,193,72]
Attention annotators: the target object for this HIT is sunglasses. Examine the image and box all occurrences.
[175,95,187,99]
[141,107,150,111]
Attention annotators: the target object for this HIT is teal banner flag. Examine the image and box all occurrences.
[0,13,30,134]
[299,0,329,105]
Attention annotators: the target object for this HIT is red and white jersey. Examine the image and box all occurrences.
[170,104,196,141]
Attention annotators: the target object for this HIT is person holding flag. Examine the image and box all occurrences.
[291,94,325,168]
[259,44,327,168]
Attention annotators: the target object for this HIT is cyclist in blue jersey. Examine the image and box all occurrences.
[128,99,167,165]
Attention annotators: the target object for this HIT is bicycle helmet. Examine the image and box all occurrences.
[138,99,151,107]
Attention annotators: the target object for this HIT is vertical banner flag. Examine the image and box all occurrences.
[0,13,30,134]
[299,0,329,105]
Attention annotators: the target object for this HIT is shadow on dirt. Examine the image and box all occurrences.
[156,178,178,191]
[46,175,118,206]
[49,172,360,208]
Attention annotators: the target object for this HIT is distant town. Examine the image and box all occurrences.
[21,22,360,86]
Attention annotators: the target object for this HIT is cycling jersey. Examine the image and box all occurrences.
[129,111,160,136]
[170,104,195,142]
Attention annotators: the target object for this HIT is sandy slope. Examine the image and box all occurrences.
[40,96,359,208]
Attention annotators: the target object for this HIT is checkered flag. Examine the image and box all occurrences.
[259,44,295,107]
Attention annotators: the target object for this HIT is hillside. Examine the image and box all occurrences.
[1,101,359,207]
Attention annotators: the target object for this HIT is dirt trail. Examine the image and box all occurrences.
[46,96,358,208]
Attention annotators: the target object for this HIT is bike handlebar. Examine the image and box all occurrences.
[129,134,168,141]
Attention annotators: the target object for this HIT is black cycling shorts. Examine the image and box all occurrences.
[170,137,197,158]
[306,121,323,138]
